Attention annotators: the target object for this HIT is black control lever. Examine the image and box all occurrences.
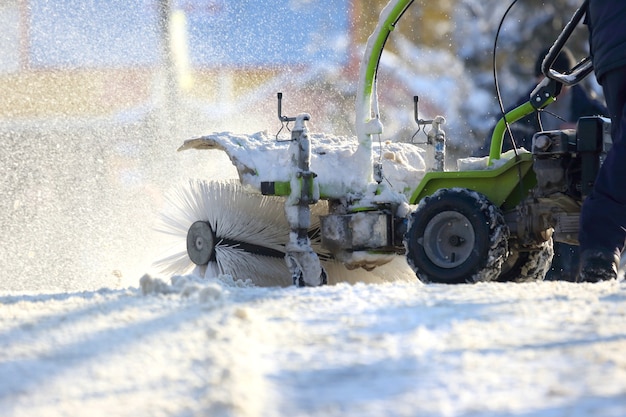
[277,92,297,123]
[542,0,593,86]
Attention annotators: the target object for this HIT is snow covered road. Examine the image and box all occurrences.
[2,272,626,417]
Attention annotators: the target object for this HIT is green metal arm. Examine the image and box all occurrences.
[354,0,415,182]
[488,77,561,165]
[488,101,539,163]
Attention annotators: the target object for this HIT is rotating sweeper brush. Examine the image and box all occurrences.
[158,0,605,285]
[155,179,330,286]
[155,180,288,285]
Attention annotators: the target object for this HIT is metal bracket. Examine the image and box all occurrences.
[276,92,303,140]
[411,96,434,143]
[274,94,327,286]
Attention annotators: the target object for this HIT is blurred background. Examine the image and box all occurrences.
[0,0,592,291]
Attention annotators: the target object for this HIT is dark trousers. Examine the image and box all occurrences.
[579,66,626,258]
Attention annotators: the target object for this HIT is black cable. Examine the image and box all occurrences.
[493,0,527,205]
[492,0,521,153]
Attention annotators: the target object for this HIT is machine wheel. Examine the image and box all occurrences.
[497,239,554,282]
[404,188,509,284]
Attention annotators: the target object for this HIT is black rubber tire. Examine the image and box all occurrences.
[497,239,554,282]
[404,188,509,284]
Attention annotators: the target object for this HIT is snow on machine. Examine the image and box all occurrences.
[163,0,609,285]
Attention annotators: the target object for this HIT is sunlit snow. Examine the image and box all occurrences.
[2,276,626,417]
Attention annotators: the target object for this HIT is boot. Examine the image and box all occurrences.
[577,250,620,282]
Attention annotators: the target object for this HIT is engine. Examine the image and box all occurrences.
[513,116,612,246]
[532,116,612,200]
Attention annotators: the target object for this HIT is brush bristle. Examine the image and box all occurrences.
[154,179,292,285]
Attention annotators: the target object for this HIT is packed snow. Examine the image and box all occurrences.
[2,272,626,417]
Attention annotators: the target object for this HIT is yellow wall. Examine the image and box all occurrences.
[352,0,456,50]
[0,69,152,118]
[0,0,456,119]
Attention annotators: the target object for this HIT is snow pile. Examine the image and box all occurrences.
[139,273,225,304]
[179,130,427,198]
[139,272,263,302]
[457,147,531,171]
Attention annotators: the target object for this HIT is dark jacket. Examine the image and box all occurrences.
[588,0,626,81]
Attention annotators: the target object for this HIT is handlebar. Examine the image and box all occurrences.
[541,0,592,86]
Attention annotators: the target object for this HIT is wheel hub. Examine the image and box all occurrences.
[423,211,475,268]
[448,235,465,246]
[186,221,216,265]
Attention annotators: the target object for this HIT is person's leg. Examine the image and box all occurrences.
[578,66,626,281]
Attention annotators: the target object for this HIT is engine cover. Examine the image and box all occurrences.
[531,116,611,200]
[531,129,576,197]
[320,211,390,252]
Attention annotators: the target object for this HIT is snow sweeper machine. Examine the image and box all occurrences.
[165,0,610,285]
